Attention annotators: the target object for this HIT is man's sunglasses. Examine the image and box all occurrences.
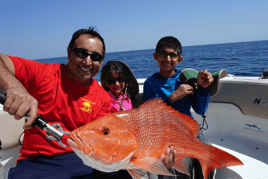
[157,51,180,60]
[106,77,125,85]
[72,48,103,61]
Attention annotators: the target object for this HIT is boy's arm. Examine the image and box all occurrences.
[191,69,213,115]
[191,87,210,115]
[197,69,214,88]
[168,84,194,103]
[143,81,155,102]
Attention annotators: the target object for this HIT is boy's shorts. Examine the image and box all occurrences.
[8,153,132,179]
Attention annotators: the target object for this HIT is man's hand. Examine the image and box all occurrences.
[4,88,38,130]
[159,146,177,169]
[197,69,214,88]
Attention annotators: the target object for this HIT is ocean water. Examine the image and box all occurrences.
[35,40,268,81]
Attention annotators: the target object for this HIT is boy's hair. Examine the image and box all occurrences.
[155,36,182,56]
[100,60,136,105]
[68,26,106,56]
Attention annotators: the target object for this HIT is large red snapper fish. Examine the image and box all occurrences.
[67,98,243,179]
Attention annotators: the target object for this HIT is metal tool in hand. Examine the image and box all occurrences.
[33,115,70,147]
[0,90,70,148]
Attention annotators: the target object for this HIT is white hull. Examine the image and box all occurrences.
[1,75,268,179]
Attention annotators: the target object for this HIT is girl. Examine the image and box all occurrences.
[100,60,139,113]
[101,60,177,179]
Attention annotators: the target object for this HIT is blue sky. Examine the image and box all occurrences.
[1,0,267,59]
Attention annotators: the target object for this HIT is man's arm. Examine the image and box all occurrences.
[0,53,38,129]
[95,96,111,120]
[0,53,17,89]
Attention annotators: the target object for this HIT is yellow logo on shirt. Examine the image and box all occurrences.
[79,99,96,113]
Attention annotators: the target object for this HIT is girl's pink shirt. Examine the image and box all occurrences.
[108,91,133,113]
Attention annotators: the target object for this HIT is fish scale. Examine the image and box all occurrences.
[68,98,243,179]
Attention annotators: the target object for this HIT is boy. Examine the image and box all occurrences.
[143,36,215,179]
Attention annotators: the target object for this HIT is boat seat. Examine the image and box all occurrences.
[0,105,24,150]
[135,93,144,108]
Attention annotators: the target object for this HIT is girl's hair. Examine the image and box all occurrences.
[100,60,136,105]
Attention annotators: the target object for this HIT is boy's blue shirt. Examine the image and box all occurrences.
[143,70,210,117]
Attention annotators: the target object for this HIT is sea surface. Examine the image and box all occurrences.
[35,40,268,82]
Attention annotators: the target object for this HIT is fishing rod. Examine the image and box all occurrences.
[0,90,70,148]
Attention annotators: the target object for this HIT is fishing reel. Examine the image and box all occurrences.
[0,90,70,148]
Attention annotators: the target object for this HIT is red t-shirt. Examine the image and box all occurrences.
[9,56,111,161]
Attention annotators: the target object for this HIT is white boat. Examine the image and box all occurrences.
[1,72,268,179]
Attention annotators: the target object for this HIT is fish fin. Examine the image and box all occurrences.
[127,169,149,179]
[138,98,200,137]
[173,157,191,176]
[131,158,175,176]
[199,145,243,179]
[172,112,200,138]
[138,98,162,108]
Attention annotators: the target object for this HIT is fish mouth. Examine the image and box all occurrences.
[68,132,93,155]
[67,137,80,150]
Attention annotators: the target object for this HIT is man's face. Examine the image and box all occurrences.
[67,34,104,85]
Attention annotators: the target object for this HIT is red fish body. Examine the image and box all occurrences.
[67,98,243,179]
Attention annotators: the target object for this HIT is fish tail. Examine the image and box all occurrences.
[199,145,243,179]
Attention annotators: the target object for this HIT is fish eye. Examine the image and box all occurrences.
[101,127,110,135]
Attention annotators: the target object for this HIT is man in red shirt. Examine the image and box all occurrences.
[0,27,121,179]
